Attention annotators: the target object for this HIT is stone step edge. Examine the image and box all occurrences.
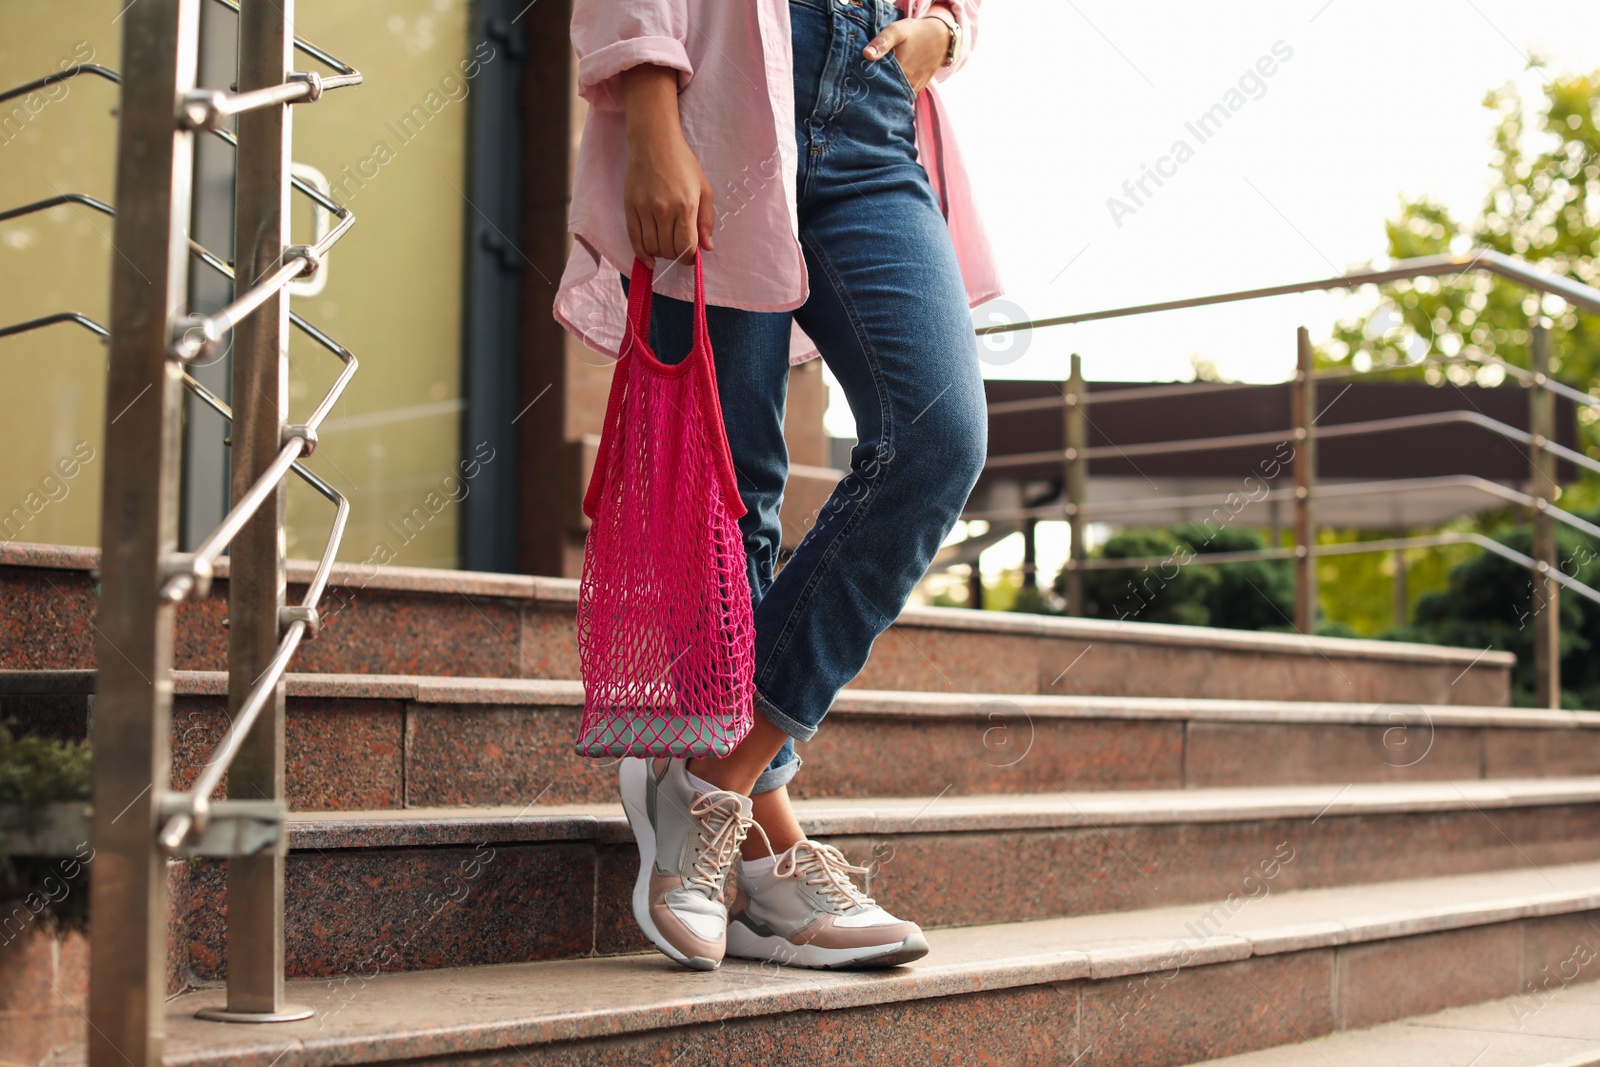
[6,669,1589,728]
[286,777,1600,849]
[1,540,1512,668]
[1190,982,1600,1066]
[147,861,1600,1066]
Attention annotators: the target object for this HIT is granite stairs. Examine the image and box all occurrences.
[4,541,1600,1066]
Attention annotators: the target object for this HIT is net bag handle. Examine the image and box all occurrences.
[581,253,746,520]
[686,252,746,520]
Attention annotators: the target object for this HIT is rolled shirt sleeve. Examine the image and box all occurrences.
[572,0,694,111]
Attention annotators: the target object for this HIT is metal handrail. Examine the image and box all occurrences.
[964,472,1600,544]
[977,249,1600,334]
[0,315,348,513]
[1442,351,1600,411]
[1314,408,1599,475]
[0,63,121,103]
[0,61,350,218]
[208,127,351,216]
[0,202,361,562]
[158,479,349,851]
[984,364,1345,417]
[982,407,1600,477]
[44,1,370,1045]
[1,189,348,275]
[1067,531,1600,609]
[0,229,363,837]
[0,305,355,614]
[988,376,1277,415]
[992,368,1598,428]
[171,210,354,361]
[179,74,321,130]
[969,250,1597,703]
[158,338,354,606]
[0,192,117,224]
[0,311,109,340]
[983,353,1600,416]
[207,0,364,89]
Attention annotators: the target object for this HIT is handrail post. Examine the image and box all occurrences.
[1292,327,1318,634]
[194,0,310,1024]
[87,2,198,1063]
[1022,517,1039,589]
[1064,353,1088,616]
[1530,319,1561,709]
[1392,526,1408,626]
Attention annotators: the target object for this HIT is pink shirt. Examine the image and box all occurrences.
[555,0,1001,365]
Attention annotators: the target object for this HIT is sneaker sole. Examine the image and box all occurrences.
[725,923,930,970]
[618,757,719,972]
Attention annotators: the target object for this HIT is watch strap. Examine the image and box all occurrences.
[924,8,960,67]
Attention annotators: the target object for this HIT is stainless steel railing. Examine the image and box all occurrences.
[974,252,1600,707]
[1,0,362,1057]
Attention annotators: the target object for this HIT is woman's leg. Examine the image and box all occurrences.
[742,2,989,768]
[688,713,805,857]
[713,70,973,956]
[697,0,986,854]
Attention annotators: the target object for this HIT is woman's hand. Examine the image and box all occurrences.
[862,8,953,94]
[620,64,715,262]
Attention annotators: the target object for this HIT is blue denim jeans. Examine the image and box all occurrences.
[622,0,986,792]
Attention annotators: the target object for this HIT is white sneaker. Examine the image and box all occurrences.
[618,757,753,970]
[726,840,929,969]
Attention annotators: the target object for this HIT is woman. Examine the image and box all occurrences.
[556,0,998,971]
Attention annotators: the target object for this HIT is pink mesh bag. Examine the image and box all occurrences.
[574,252,755,758]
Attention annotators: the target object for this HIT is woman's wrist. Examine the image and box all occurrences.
[922,5,959,67]
[620,64,684,150]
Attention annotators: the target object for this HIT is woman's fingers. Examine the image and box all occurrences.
[863,22,906,61]
[641,208,662,260]
[697,181,716,251]
[627,207,649,264]
[644,194,706,259]
[673,208,695,261]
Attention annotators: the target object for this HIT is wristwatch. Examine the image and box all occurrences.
[923,7,961,67]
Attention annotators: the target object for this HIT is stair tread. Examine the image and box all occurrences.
[116,861,1600,1066]
[7,668,1596,726]
[1192,981,1600,1066]
[1,539,1512,667]
[287,777,1600,848]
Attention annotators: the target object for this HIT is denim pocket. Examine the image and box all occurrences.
[881,47,919,103]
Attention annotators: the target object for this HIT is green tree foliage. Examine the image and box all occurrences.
[1323,65,1600,475]
[1315,64,1600,641]
[1313,526,1479,637]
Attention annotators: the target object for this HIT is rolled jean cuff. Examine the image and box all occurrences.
[751,753,802,794]
[754,687,817,742]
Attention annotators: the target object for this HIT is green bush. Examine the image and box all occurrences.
[0,722,93,935]
[1175,524,1295,630]
[1048,525,1292,629]
[0,722,92,813]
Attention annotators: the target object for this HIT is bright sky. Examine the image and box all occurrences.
[822,0,1600,584]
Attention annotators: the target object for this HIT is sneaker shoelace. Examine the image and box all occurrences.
[686,791,752,900]
[776,840,877,910]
